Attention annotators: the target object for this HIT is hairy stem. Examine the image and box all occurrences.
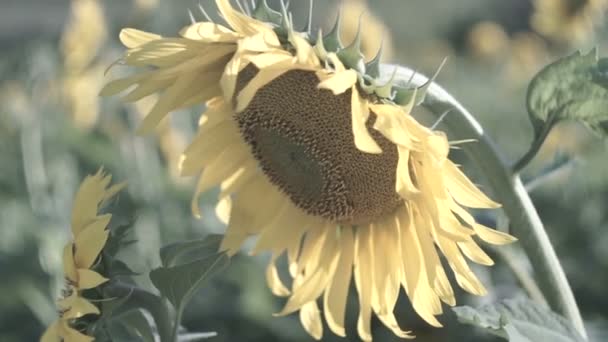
[512,112,558,174]
[380,65,587,339]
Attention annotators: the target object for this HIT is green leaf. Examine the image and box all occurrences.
[159,234,223,267]
[150,250,229,310]
[452,298,585,342]
[107,259,139,277]
[527,48,608,138]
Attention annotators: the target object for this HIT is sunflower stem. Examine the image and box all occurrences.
[512,112,559,174]
[380,65,587,339]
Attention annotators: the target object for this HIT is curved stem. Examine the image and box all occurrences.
[380,65,587,339]
[512,112,558,174]
[104,282,173,342]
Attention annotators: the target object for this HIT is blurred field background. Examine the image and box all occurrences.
[1,0,607,341]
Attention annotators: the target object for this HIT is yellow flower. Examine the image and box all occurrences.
[41,169,125,342]
[102,1,516,340]
[41,319,94,342]
[532,0,607,43]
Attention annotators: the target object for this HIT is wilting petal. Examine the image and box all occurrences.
[300,301,323,340]
[179,22,240,42]
[119,28,162,48]
[266,254,291,296]
[317,69,358,95]
[323,227,354,337]
[444,162,501,209]
[354,226,374,341]
[350,87,382,154]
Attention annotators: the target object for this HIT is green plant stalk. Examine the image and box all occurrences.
[512,111,559,174]
[380,65,587,339]
[105,282,174,342]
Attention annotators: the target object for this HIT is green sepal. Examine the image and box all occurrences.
[252,0,283,26]
[323,10,343,52]
[336,19,365,73]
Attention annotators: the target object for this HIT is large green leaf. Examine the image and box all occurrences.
[154,234,226,308]
[159,234,224,267]
[527,48,608,137]
[452,298,585,342]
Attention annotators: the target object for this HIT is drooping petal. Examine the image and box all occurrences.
[354,226,374,342]
[323,227,354,337]
[444,162,501,209]
[474,223,518,245]
[266,254,291,296]
[179,22,240,42]
[191,143,251,217]
[119,28,162,48]
[299,301,323,340]
[317,69,358,95]
[350,86,382,154]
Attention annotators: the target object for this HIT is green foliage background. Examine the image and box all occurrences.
[1,0,607,341]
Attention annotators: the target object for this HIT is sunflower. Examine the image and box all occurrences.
[41,169,124,342]
[532,0,607,43]
[102,1,516,340]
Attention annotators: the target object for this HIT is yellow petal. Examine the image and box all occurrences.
[191,143,250,218]
[71,170,115,235]
[434,264,456,306]
[40,320,61,342]
[458,239,495,266]
[436,235,487,296]
[323,227,354,337]
[136,72,201,134]
[235,64,292,112]
[395,148,420,199]
[370,103,415,148]
[244,51,293,69]
[218,159,257,199]
[220,54,242,101]
[266,254,291,297]
[299,301,323,340]
[289,31,319,66]
[377,313,415,339]
[444,162,501,209]
[76,269,108,289]
[179,120,241,177]
[59,320,95,342]
[474,223,517,245]
[215,196,232,225]
[62,243,78,283]
[59,294,100,319]
[350,86,382,154]
[215,0,279,46]
[179,22,240,42]
[99,73,148,97]
[119,28,161,48]
[317,69,358,95]
[398,207,443,327]
[354,226,373,342]
[74,215,111,269]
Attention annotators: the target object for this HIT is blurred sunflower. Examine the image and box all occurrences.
[41,170,124,342]
[532,0,607,43]
[102,0,516,340]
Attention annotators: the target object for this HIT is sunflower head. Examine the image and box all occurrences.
[102,1,516,340]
